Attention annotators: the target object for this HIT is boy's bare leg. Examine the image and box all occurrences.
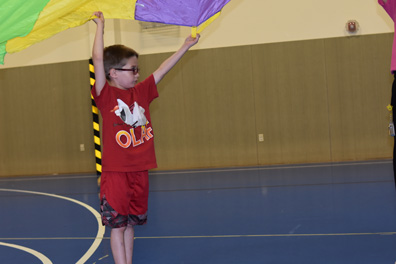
[111,227,127,264]
[110,225,135,264]
[124,225,135,264]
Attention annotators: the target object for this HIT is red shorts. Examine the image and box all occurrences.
[100,171,149,227]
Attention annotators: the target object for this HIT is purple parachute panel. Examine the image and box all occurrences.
[134,0,231,27]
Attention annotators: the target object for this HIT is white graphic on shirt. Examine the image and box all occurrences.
[111,99,147,128]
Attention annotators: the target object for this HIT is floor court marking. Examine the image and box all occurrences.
[0,160,390,181]
[134,231,396,239]
[1,231,394,262]
[2,231,395,241]
[0,232,396,243]
[0,241,53,264]
[149,179,393,193]
[0,175,96,182]
[151,160,393,175]
[0,188,105,264]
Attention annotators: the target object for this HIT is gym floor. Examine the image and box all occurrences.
[0,160,395,264]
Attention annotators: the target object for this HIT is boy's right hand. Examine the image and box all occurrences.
[92,11,104,25]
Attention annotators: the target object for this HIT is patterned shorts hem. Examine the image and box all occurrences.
[101,196,147,228]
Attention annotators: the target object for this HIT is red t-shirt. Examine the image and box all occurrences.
[92,75,159,172]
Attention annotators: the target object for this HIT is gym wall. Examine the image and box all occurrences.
[0,33,393,176]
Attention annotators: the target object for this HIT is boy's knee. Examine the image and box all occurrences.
[112,226,127,233]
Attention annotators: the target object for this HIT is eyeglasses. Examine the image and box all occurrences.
[114,67,140,75]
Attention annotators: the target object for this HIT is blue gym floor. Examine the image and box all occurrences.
[0,160,396,264]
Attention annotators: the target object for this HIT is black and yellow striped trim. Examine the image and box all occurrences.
[89,59,102,181]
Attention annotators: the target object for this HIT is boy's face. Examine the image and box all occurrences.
[111,56,139,90]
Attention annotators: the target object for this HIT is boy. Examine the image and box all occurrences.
[91,11,199,264]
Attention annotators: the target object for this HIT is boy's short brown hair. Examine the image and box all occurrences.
[103,45,139,80]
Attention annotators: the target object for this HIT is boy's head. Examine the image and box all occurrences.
[103,45,139,81]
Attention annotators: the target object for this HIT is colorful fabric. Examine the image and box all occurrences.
[0,0,50,64]
[0,0,231,64]
[135,0,230,27]
[1,0,134,64]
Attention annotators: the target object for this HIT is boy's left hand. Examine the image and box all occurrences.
[185,34,200,48]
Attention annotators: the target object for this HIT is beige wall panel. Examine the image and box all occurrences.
[0,61,95,176]
[138,53,191,170]
[180,47,258,169]
[252,40,331,165]
[146,47,258,170]
[1,33,395,177]
[325,33,393,162]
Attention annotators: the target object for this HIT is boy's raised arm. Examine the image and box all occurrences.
[153,34,200,85]
[92,11,106,96]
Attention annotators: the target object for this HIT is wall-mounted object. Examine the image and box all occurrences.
[345,19,360,35]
